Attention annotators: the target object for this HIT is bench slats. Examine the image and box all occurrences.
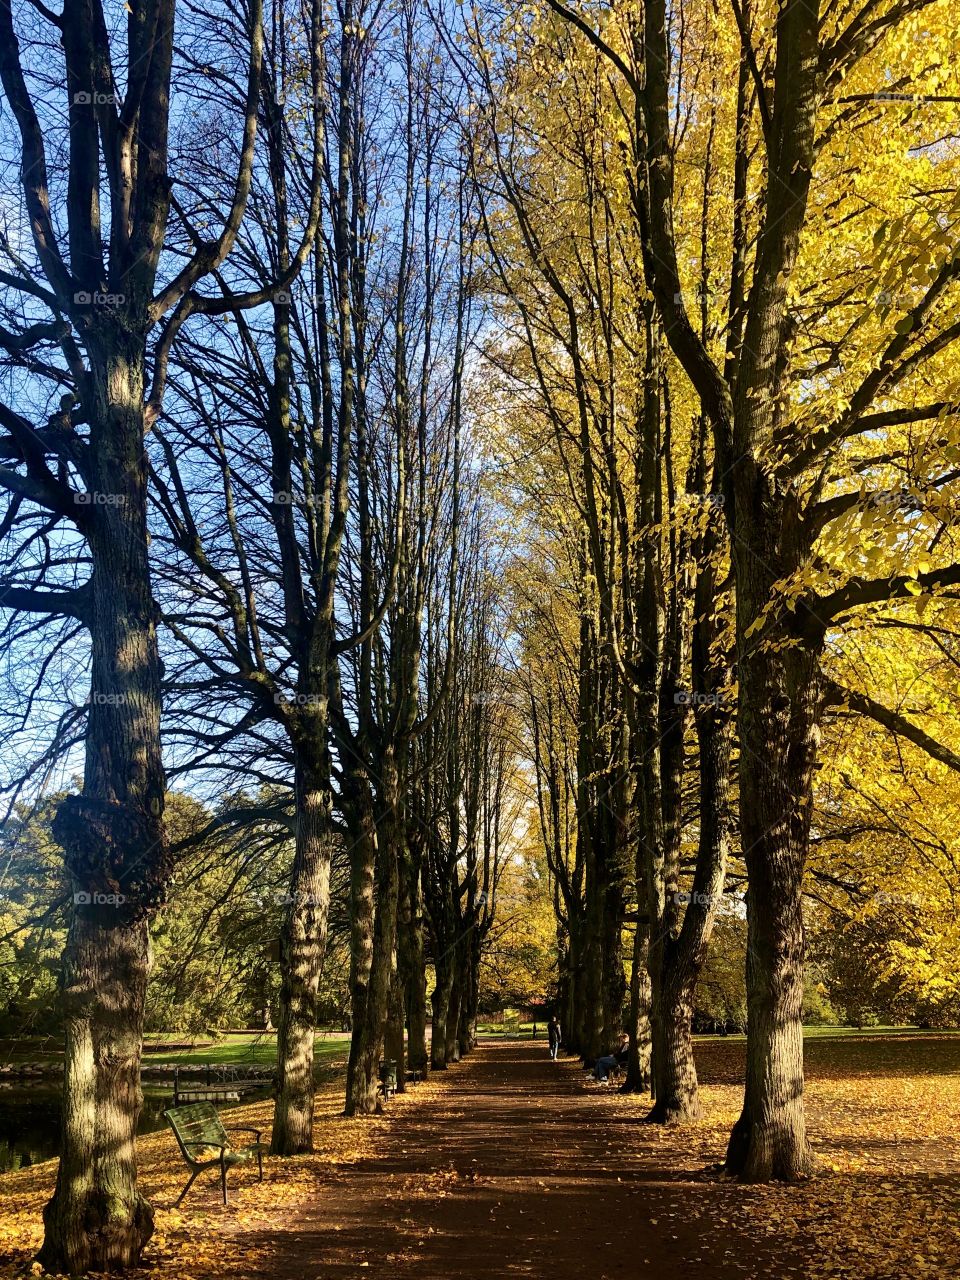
[165,1103,230,1155]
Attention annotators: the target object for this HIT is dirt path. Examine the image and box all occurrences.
[245,1040,808,1280]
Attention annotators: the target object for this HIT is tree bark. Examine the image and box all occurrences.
[403,849,429,1073]
[40,336,169,1274]
[430,945,454,1069]
[623,923,652,1093]
[271,747,333,1154]
[344,769,378,1113]
[444,944,463,1064]
[724,635,821,1179]
[384,970,406,1093]
[40,914,155,1272]
[458,930,481,1056]
[647,977,701,1123]
[345,752,401,1115]
[646,681,731,1124]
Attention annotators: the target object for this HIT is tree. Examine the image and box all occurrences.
[149,0,357,1154]
[543,0,960,1178]
[461,6,735,1116]
[0,0,315,1262]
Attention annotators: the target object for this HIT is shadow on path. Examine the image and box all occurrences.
[244,1040,808,1280]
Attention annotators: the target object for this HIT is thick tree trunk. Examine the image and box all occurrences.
[40,915,155,1273]
[404,865,429,1073]
[723,789,815,1178]
[724,893,811,1180]
[444,948,462,1064]
[384,970,406,1093]
[581,856,604,1061]
[346,753,401,1116]
[646,702,731,1124]
[555,935,571,1048]
[430,948,454,1069]
[398,841,428,1073]
[458,931,480,1056]
[724,544,822,1179]
[41,338,169,1274]
[565,921,586,1055]
[601,877,626,1051]
[646,977,701,1123]
[272,748,333,1154]
[623,922,652,1093]
[344,771,377,1113]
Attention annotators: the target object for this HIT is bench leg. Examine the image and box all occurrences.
[220,1157,228,1205]
[175,1168,202,1208]
[257,1148,263,1182]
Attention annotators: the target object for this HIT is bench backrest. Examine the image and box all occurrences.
[164,1102,229,1157]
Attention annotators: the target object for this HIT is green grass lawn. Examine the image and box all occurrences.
[142,1032,351,1066]
[0,1031,352,1068]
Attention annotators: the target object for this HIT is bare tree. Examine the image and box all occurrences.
[0,0,321,1263]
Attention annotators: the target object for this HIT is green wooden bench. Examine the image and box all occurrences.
[378,1059,398,1100]
[163,1102,268,1205]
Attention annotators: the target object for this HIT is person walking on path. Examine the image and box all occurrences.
[548,1016,562,1060]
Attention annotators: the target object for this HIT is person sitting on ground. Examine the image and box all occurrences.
[548,1016,562,1060]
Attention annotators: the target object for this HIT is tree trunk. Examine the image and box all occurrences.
[404,862,429,1073]
[40,337,169,1273]
[40,915,155,1273]
[581,858,604,1061]
[444,948,462,1064]
[346,752,401,1116]
[271,748,333,1154]
[646,974,701,1123]
[398,841,428,1073]
[458,931,481,1056]
[623,922,652,1093]
[601,876,626,1051]
[384,970,406,1094]
[724,557,821,1179]
[344,769,377,1113]
[431,948,454,1069]
[646,700,731,1124]
[568,922,587,1055]
[723,814,815,1177]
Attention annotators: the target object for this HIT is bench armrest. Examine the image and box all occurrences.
[226,1126,263,1140]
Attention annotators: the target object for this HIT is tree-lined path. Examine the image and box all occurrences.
[253,1041,805,1280]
